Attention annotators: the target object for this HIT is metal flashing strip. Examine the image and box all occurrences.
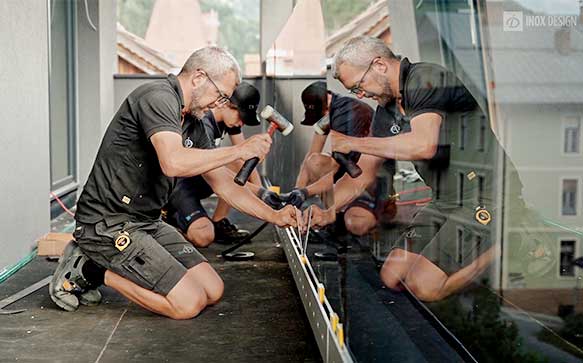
[277,226,353,363]
[0,249,37,285]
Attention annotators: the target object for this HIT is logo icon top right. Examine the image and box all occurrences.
[504,11,524,32]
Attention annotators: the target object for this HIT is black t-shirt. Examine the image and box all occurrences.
[75,74,212,225]
[201,111,241,148]
[329,93,373,137]
[328,93,373,163]
[371,100,411,138]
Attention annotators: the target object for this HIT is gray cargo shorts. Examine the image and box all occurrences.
[73,219,207,296]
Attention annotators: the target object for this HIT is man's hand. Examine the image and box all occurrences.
[330,130,356,154]
[237,134,272,161]
[272,205,299,228]
[259,187,284,210]
[281,188,308,208]
[303,205,335,230]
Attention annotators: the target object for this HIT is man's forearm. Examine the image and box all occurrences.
[174,146,241,177]
[295,164,310,188]
[332,174,370,212]
[249,169,262,186]
[319,153,383,212]
[304,170,335,196]
[351,135,427,161]
[215,181,275,222]
[225,158,262,186]
[204,167,274,222]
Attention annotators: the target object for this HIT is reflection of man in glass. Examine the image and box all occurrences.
[291,81,391,236]
[310,36,554,301]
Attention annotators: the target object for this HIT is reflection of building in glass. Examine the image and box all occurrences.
[390,0,583,315]
[485,4,583,315]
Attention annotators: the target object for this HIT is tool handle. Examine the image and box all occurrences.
[332,152,362,178]
[234,157,259,186]
[234,123,277,186]
[267,123,277,136]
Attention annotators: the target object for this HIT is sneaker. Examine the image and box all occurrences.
[79,288,102,306]
[49,241,93,312]
[213,218,250,244]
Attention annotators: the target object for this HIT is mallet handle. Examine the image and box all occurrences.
[332,152,362,178]
[234,123,277,186]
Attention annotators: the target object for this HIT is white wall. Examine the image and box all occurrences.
[501,103,583,224]
[0,0,51,271]
[76,0,117,187]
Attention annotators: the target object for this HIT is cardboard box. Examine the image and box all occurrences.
[37,232,73,257]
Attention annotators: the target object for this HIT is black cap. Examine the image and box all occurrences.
[230,82,261,126]
[301,81,328,126]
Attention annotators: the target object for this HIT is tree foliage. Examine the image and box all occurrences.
[199,0,260,74]
[323,0,377,35]
[430,286,548,362]
[117,0,156,37]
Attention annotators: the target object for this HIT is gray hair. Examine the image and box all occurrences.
[180,46,242,82]
[333,36,397,78]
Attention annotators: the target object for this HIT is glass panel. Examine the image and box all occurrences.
[49,0,75,186]
[285,0,583,361]
[116,0,260,76]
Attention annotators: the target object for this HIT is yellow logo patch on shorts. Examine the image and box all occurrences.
[115,231,132,251]
[475,207,492,225]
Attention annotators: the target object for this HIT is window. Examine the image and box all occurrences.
[459,115,468,150]
[562,179,578,216]
[49,0,76,189]
[560,240,576,277]
[475,235,482,259]
[478,116,486,152]
[563,116,581,154]
[458,172,464,207]
[477,175,484,205]
[456,228,464,265]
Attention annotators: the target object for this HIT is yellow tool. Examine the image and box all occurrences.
[268,185,281,194]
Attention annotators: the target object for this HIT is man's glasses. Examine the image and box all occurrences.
[349,57,378,95]
[202,71,230,107]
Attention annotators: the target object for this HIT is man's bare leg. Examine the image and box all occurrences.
[380,246,496,302]
[104,262,223,319]
[344,206,377,236]
[212,198,231,222]
[185,217,215,247]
